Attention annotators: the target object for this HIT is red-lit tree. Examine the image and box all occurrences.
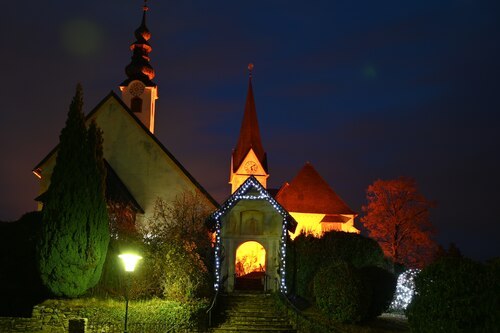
[361,177,437,268]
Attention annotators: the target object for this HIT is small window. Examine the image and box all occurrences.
[131,97,143,113]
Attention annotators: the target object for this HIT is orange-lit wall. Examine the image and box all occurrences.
[35,96,216,226]
[230,149,268,193]
[289,212,359,239]
[120,82,158,133]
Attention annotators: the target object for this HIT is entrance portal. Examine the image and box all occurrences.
[235,241,266,290]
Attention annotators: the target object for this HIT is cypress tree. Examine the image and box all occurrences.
[37,84,110,297]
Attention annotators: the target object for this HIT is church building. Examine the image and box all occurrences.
[33,3,218,228]
[32,3,358,294]
[208,64,358,293]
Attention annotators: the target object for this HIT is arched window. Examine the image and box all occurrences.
[131,97,143,113]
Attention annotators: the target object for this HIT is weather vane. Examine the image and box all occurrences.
[248,63,254,78]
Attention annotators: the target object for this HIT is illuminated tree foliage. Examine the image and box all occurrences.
[37,84,109,297]
[119,192,213,301]
[361,177,437,268]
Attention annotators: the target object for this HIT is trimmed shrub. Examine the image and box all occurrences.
[292,231,387,299]
[313,260,370,323]
[0,212,47,316]
[319,231,388,269]
[360,266,396,319]
[293,234,323,298]
[407,257,500,332]
[37,86,109,297]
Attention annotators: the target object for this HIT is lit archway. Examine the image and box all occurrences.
[235,241,266,277]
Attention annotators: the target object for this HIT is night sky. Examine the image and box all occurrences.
[1,1,499,260]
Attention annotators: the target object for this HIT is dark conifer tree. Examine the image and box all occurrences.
[37,84,110,297]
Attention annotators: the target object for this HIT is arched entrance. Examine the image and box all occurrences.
[234,241,266,291]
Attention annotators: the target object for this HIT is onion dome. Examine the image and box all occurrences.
[121,1,156,86]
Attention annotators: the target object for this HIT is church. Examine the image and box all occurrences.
[33,3,358,293]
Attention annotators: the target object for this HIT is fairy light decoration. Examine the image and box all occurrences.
[208,176,294,293]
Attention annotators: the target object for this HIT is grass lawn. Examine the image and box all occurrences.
[36,297,208,330]
[299,304,409,332]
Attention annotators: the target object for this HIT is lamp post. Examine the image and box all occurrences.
[119,253,142,333]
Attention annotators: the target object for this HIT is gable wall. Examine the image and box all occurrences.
[219,198,284,292]
[37,97,216,226]
[230,148,268,193]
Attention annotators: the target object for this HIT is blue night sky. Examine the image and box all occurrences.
[0,0,499,260]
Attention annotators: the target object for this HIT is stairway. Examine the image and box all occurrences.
[211,292,296,333]
[235,271,265,291]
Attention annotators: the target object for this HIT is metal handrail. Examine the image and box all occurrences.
[206,289,220,328]
[278,292,301,330]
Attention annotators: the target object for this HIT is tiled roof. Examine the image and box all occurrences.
[34,160,144,213]
[207,176,297,233]
[105,160,144,213]
[275,162,356,215]
[320,214,352,223]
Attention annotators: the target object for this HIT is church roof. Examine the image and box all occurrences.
[275,162,356,215]
[321,214,352,223]
[35,159,145,214]
[33,91,218,208]
[104,160,144,213]
[232,70,267,173]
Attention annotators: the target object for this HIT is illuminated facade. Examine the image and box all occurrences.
[276,163,359,239]
[212,69,359,292]
[33,4,217,227]
[118,3,158,133]
[207,176,297,293]
[227,69,359,241]
[32,3,359,295]
[229,66,269,193]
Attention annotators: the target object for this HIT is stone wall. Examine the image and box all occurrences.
[0,302,87,333]
[0,300,201,333]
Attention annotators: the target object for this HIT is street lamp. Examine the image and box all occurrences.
[119,253,142,333]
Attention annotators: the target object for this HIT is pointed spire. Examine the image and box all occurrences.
[232,64,267,172]
[121,0,156,86]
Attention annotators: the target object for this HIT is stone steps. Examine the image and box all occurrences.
[211,293,296,333]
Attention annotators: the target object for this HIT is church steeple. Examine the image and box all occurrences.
[229,64,269,193]
[119,0,159,133]
[122,0,155,86]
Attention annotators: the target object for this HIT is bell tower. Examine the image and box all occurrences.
[119,0,158,133]
[229,64,269,193]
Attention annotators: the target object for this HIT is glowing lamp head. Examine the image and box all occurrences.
[119,253,143,272]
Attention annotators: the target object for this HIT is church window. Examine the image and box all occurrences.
[131,97,143,113]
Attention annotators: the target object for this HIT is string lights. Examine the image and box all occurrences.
[389,268,420,312]
[209,176,291,293]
